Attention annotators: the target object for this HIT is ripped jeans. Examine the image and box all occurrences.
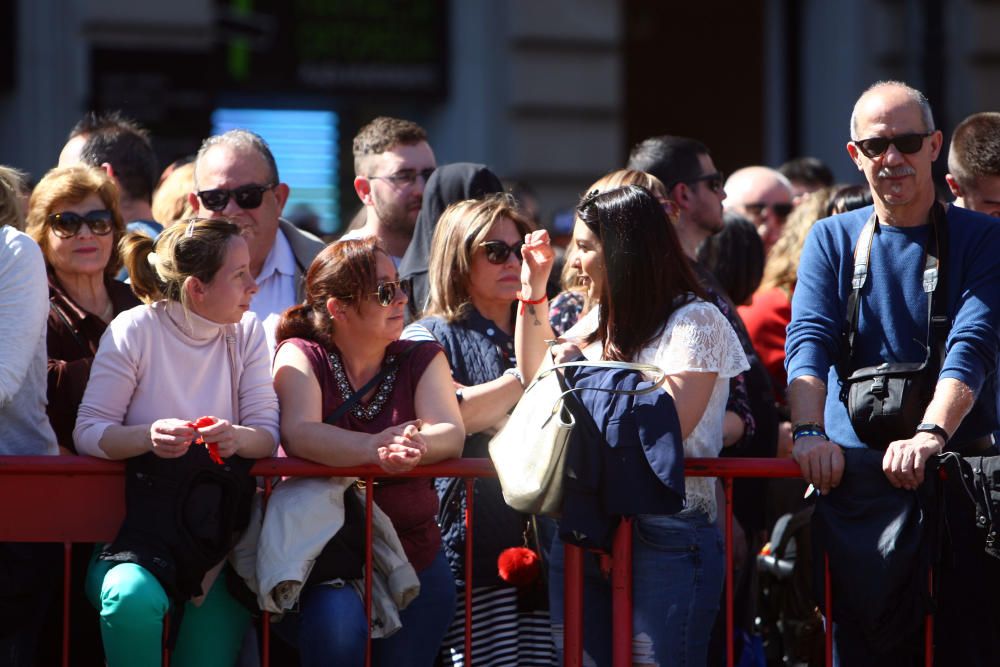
[548,511,724,667]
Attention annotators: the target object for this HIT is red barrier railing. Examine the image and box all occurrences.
[0,456,930,666]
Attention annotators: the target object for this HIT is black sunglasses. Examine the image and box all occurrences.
[679,171,725,193]
[368,168,436,188]
[853,131,934,159]
[47,210,114,239]
[743,202,794,219]
[196,183,275,212]
[480,240,524,265]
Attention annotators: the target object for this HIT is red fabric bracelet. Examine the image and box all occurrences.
[516,292,547,315]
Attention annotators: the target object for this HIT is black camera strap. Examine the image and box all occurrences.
[837,202,950,381]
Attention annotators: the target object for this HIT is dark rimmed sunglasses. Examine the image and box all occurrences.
[47,210,114,238]
[743,202,794,219]
[480,240,524,265]
[853,131,934,159]
[679,171,725,193]
[196,183,275,212]
[369,278,412,307]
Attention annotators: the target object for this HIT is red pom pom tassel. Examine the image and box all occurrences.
[497,546,541,587]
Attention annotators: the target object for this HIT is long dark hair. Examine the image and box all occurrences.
[578,185,706,361]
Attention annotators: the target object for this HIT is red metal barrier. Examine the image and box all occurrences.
[0,456,929,666]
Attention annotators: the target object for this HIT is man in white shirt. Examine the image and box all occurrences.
[189,129,325,353]
[346,117,436,263]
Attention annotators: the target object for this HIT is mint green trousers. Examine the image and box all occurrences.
[85,554,250,667]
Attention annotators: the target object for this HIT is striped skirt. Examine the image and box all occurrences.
[437,584,556,666]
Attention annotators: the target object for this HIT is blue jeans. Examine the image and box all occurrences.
[278,549,456,667]
[548,512,724,667]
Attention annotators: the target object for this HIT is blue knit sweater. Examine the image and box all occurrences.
[786,204,1000,448]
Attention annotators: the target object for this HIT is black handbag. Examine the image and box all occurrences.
[836,204,949,450]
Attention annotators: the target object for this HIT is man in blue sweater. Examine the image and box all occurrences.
[786,80,1000,664]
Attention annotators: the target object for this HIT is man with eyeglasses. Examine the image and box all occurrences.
[946,112,1000,218]
[345,116,436,263]
[189,129,325,352]
[723,166,794,255]
[786,81,1000,665]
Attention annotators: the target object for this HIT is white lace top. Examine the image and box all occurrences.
[563,298,749,519]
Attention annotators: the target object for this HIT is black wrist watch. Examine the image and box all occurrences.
[915,422,950,443]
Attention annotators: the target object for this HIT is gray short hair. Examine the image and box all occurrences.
[850,80,935,140]
[194,129,279,188]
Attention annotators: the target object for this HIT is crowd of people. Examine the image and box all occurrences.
[2,79,1000,666]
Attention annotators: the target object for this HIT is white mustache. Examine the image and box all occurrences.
[878,166,916,178]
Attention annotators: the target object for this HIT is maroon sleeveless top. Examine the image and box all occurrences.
[280,337,445,571]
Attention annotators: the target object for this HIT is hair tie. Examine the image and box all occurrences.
[147,251,159,267]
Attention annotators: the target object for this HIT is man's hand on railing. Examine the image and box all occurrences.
[792,435,844,495]
[882,432,944,490]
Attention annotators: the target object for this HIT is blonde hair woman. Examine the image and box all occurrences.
[24,166,141,451]
[76,219,278,667]
[739,187,834,401]
[404,194,555,665]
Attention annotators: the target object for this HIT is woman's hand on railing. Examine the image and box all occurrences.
[149,419,197,458]
[371,420,426,474]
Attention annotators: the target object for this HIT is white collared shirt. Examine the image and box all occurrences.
[251,227,298,355]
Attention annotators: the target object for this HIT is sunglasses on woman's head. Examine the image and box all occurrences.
[480,240,524,265]
[47,210,114,238]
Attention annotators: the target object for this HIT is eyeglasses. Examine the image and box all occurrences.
[368,168,435,188]
[196,183,276,212]
[852,131,934,159]
[743,202,794,219]
[676,171,725,193]
[48,210,114,238]
[480,240,524,265]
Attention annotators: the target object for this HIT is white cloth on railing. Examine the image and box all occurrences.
[230,475,420,637]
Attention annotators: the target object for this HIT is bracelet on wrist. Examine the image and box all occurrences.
[516,291,547,315]
[502,367,525,388]
[792,421,824,437]
[793,428,829,442]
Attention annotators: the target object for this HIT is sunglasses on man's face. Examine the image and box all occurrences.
[48,210,114,238]
[681,171,725,194]
[370,278,412,307]
[196,183,275,212]
[853,131,934,159]
[743,202,794,219]
[480,240,524,265]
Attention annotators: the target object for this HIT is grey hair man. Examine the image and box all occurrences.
[189,129,324,351]
[786,80,1000,664]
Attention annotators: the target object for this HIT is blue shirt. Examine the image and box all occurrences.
[786,204,1000,448]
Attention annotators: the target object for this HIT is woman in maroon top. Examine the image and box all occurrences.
[272,237,464,666]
